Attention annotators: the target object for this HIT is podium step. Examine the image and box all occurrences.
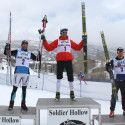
[0,106,36,119]
[36,97,101,109]
[36,98,101,125]
[93,114,125,125]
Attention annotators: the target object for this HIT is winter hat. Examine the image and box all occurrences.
[21,40,28,45]
[117,47,124,52]
[60,28,68,33]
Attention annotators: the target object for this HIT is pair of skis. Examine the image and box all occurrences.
[81,2,88,75]
[100,31,117,98]
[38,15,48,78]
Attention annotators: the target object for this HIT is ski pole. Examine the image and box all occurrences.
[38,15,48,78]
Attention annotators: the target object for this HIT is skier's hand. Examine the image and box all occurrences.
[105,62,112,72]
[41,35,46,41]
[82,35,87,42]
[4,43,10,55]
[37,52,41,61]
[5,43,10,50]
[38,29,42,34]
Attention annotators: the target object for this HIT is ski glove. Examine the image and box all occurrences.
[4,43,10,55]
[38,29,44,34]
[105,62,112,72]
[82,35,87,42]
[41,35,46,41]
[5,43,10,50]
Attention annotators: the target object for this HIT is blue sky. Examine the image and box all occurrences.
[0,0,125,47]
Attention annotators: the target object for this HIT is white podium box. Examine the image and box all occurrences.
[93,115,125,125]
[0,106,36,125]
[36,98,101,125]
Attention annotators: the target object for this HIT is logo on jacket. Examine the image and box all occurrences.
[117,62,121,67]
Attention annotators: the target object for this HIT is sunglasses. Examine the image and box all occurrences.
[117,50,124,52]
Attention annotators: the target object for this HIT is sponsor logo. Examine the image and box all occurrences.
[49,109,88,116]
[60,119,86,125]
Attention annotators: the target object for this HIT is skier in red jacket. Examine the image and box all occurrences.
[41,28,86,100]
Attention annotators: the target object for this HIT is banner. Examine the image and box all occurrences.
[47,108,89,125]
[0,116,21,125]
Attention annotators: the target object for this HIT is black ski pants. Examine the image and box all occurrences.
[56,61,74,82]
[110,80,125,111]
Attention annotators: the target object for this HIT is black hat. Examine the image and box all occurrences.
[21,40,28,45]
[117,47,124,51]
[60,28,68,33]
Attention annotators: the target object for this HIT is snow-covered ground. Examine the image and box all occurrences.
[0,62,123,124]
[0,83,123,125]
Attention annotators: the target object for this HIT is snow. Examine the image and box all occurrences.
[0,82,123,125]
[0,62,124,124]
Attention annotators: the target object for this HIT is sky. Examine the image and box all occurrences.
[0,0,125,47]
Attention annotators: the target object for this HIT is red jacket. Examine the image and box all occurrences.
[43,36,84,61]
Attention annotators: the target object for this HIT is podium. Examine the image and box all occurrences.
[36,98,101,125]
[0,106,36,125]
[0,98,102,125]
[93,114,125,125]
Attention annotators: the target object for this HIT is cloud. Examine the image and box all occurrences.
[0,0,125,48]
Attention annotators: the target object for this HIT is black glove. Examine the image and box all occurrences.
[38,29,42,34]
[82,35,87,42]
[105,62,112,72]
[4,43,10,55]
[5,43,10,50]
[41,35,46,41]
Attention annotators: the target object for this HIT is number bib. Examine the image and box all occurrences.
[15,49,31,68]
[113,58,125,79]
[57,39,71,53]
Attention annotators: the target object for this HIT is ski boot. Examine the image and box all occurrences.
[21,101,28,111]
[8,101,14,111]
[109,111,114,118]
[70,91,75,101]
[123,110,125,116]
[55,92,60,101]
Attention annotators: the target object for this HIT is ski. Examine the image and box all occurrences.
[100,31,117,98]
[81,2,88,75]
[6,12,12,85]
[38,15,48,78]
